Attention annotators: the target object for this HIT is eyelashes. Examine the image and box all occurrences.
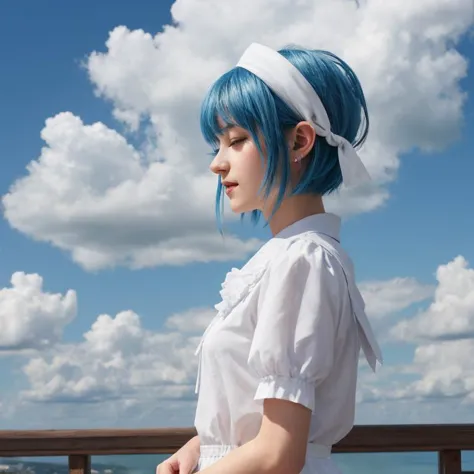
[230,137,246,147]
[209,137,247,157]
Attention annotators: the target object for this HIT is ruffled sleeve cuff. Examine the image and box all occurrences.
[254,375,315,411]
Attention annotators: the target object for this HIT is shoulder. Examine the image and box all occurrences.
[268,234,346,275]
[259,234,349,298]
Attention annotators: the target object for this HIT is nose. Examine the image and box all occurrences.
[209,152,229,176]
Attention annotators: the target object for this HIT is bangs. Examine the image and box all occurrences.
[200,66,275,148]
[199,64,295,228]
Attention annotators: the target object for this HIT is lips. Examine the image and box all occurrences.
[223,182,238,196]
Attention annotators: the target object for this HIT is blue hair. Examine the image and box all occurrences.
[200,46,369,227]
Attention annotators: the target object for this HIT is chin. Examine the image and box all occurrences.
[229,200,255,214]
[229,202,245,214]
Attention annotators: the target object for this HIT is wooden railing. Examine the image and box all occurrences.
[1,425,474,474]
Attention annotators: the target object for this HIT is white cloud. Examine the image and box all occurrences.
[2,113,262,271]
[361,339,474,405]
[366,256,474,404]
[391,256,474,341]
[166,307,215,333]
[20,307,209,406]
[10,257,474,424]
[0,270,211,427]
[10,267,441,410]
[2,0,472,270]
[0,272,77,350]
[360,277,434,319]
[408,339,474,401]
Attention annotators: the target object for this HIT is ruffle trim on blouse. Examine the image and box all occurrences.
[194,263,268,394]
[195,263,267,358]
[213,264,267,318]
[254,375,316,412]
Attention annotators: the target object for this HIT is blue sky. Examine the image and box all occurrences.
[0,0,473,429]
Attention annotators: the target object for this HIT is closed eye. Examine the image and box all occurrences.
[230,137,246,147]
[208,137,246,157]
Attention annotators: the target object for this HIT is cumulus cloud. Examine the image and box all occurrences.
[0,272,77,350]
[21,307,212,405]
[391,256,474,342]
[2,0,472,270]
[408,339,474,401]
[13,256,474,419]
[166,307,215,333]
[2,113,262,271]
[360,277,434,319]
[364,256,474,404]
[361,339,474,404]
[0,270,212,425]
[11,265,440,410]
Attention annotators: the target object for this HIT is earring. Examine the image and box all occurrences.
[293,156,302,170]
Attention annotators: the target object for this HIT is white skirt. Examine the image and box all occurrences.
[197,443,342,474]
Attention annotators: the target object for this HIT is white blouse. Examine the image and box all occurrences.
[194,213,382,473]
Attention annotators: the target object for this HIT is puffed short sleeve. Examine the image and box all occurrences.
[248,239,343,411]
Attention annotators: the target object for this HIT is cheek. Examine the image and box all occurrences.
[231,142,266,195]
[246,149,265,182]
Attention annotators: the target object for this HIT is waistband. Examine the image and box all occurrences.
[199,443,331,460]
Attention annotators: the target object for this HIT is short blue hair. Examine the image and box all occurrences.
[200,46,369,226]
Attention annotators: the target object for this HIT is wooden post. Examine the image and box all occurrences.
[438,450,461,474]
[69,455,91,474]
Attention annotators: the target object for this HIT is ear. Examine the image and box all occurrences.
[290,121,316,163]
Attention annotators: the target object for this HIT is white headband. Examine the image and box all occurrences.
[236,43,371,188]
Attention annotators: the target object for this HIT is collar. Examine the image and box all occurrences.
[274,212,341,242]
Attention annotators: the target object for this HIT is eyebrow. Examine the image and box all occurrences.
[220,124,236,133]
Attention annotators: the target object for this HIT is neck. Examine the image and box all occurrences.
[265,194,326,236]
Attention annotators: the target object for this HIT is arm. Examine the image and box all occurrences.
[186,434,200,452]
[198,399,311,474]
[186,435,201,451]
[157,435,200,474]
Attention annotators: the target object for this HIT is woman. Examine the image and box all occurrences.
[157,42,382,474]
